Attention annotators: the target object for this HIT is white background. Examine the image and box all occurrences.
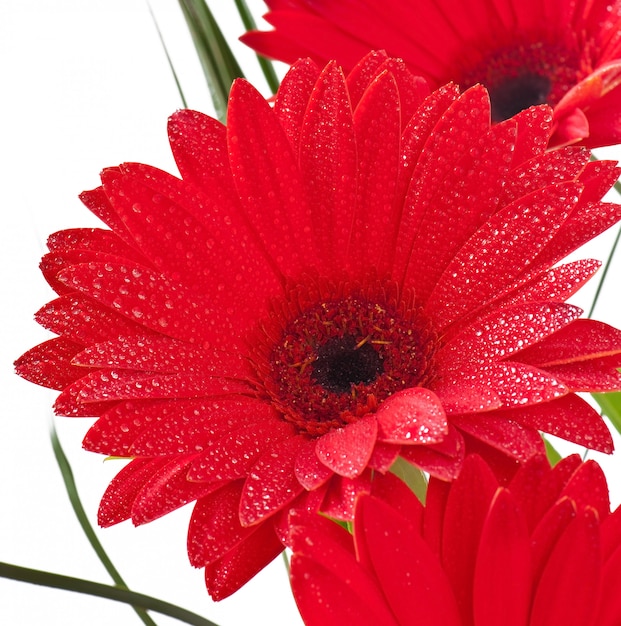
[1,2,621,625]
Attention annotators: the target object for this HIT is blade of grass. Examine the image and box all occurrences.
[0,562,219,626]
[232,0,280,93]
[177,0,245,121]
[50,422,157,626]
[147,0,188,108]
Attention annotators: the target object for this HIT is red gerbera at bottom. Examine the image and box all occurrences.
[15,51,621,598]
[289,454,621,626]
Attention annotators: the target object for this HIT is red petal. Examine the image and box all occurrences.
[578,160,621,205]
[396,86,493,303]
[15,337,86,390]
[73,335,247,378]
[394,84,460,218]
[441,455,499,622]
[345,50,391,110]
[189,419,296,482]
[560,459,611,521]
[204,520,283,601]
[368,441,401,473]
[294,438,333,489]
[84,396,272,457]
[315,414,378,478]
[473,489,532,626]
[187,481,251,566]
[227,78,315,276]
[58,261,215,344]
[518,319,621,366]
[428,178,582,328]
[507,394,613,453]
[400,425,466,481]
[239,435,307,526]
[65,369,249,404]
[601,505,621,562]
[289,517,399,626]
[290,555,397,626]
[376,387,447,444]
[274,58,321,150]
[166,109,230,190]
[423,476,452,555]
[530,508,601,626]
[130,455,220,525]
[348,69,401,274]
[460,361,569,408]
[432,382,503,415]
[545,356,621,391]
[437,302,583,373]
[402,118,517,300]
[357,495,461,626]
[452,415,545,463]
[98,458,168,527]
[592,541,621,626]
[320,471,373,520]
[507,454,556,532]
[107,163,283,338]
[79,184,134,245]
[509,106,553,164]
[36,294,155,345]
[538,200,621,268]
[299,61,357,271]
[369,471,424,533]
[500,146,589,206]
[530,497,577,586]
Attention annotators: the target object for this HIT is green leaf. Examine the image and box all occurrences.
[0,562,219,626]
[50,423,157,626]
[233,0,280,94]
[593,391,621,435]
[542,436,562,467]
[178,0,245,121]
[390,457,428,504]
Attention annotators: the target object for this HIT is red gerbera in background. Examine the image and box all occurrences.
[242,0,621,148]
[289,453,621,626]
[15,52,621,598]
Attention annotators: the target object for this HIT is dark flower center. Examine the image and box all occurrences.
[459,40,583,122]
[250,281,437,437]
[312,335,384,393]
[488,74,552,122]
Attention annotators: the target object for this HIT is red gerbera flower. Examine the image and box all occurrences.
[289,453,621,626]
[15,52,621,598]
[242,0,621,148]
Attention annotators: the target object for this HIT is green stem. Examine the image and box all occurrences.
[50,423,156,626]
[281,550,291,577]
[587,219,621,318]
[232,0,280,94]
[0,563,219,626]
[147,0,188,108]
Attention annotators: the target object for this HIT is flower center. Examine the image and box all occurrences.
[250,280,436,437]
[487,74,551,122]
[312,335,384,393]
[459,40,584,122]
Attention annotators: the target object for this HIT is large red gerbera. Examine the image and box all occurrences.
[289,453,621,626]
[243,0,621,148]
[15,52,621,598]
